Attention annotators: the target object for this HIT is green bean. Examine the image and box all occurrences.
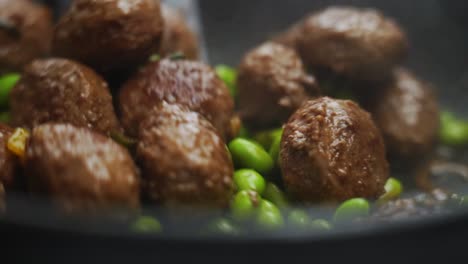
[256,199,284,230]
[234,169,266,194]
[231,190,260,222]
[263,182,289,209]
[228,138,274,174]
[333,198,370,223]
[131,216,162,233]
[0,73,20,108]
[215,65,237,99]
[378,178,403,204]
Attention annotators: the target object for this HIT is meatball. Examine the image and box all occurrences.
[26,124,140,213]
[0,0,53,73]
[10,58,121,135]
[237,42,319,129]
[296,6,408,82]
[53,0,164,73]
[159,4,199,60]
[280,97,389,202]
[137,102,234,207]
[368,68,440,158]
[0,123,17,189]
[119,59,236,139]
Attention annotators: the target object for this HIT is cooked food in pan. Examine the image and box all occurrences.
[0,1,464,235]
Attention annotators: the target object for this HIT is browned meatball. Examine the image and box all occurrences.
[137,102,234,207]
[280,97,389,202]
[0,123,17,189]
[296,6,408,82]
[368,68,440,158]
[10,58,121,135]
[237,42,319,129]
[53,0,164,73]
[159,4,199,60]
[0,0,53,73]
[26,123,140,213]
[119,59,236,139]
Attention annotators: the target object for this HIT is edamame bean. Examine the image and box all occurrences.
[231,190,260,222]
[234,169,266,194]
[215,65,237,98]
[254,128,283,150]
[207,218,241,236]
[228,138,274,174]
[0,73,20,108]
[256,199,284,230]
[131,216,162,233]
[288,209,310,229]
[269,129,283,165]
[378,178,403,204]
[263,182,289,208]
[333,198,370,223]
[310,219,332,231]
[439,111,468,146]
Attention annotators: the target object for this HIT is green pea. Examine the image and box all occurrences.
[378,178,403,204]
[269,129,283,165]
[231,190,260,222]
[0,112,10,124]
[333,198,370,223]
[310,219,333,231]
[439,111,468,146]
[206,218,241,236]
[228,138,274,175]
[253,128,283,150]
[215,65,237,98]
[0,73,20,108]
[263,182,289,209]
[256,199,284,230]
[131,216,162,233]
[288,209,310,229]
[234,169,266,194]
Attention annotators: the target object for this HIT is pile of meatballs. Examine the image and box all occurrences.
[0,0,440,216]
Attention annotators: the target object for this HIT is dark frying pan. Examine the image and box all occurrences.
[3,0,468,263]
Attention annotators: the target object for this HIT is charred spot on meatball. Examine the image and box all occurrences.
[280,97,389,202]
[53,0,164,73]
[159,4,199,60]
[136,102,234,208]
[237,42,319,130]
[26,123,140,213]
[0,0,53,73]
[296,6,408,82]
[119,59,236,140]
[10,58,121,135]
